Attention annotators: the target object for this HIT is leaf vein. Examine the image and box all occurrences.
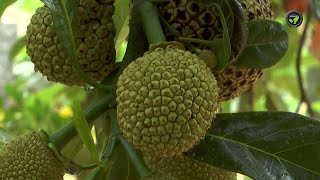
[206,134,320,175]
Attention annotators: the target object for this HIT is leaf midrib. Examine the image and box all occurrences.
[247,40,288,47]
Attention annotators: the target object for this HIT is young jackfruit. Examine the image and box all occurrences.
[144,155,237,180]
[26,0,116,86]
[157,0,274,102]
[116,44,219,157]
[0,132,65,180]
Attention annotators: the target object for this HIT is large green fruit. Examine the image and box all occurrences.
[0,132,64,180]
[116,44,219,157]
[144,155,237,180]
[157,0,274,102]
[26,0,116,86]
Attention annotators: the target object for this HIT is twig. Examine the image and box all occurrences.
[248,86,254,111]
[295,4,315,117]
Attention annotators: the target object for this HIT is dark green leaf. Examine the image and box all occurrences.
[0,128,15,148]
[212,4,231,70]
[107,143,140,180]
[227,0,248,64]
[194,0,234,69]
[41,0,79,60]
[186,112,320,179]
[0,0,17,19]
[234,20,288,69]
[82,160,112,180]
[73,101,98,162]
[94,111,112,157]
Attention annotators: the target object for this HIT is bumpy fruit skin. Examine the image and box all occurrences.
[158,0,274,102]
[0,132,64,180]
[116,45,219,157]
[144,155,237,180]
[141,172,177,180]
[26,0,116,86]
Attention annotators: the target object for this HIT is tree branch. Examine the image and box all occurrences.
[295,4,315,117]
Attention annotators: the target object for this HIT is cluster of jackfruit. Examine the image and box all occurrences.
[17,0,275,179]
[26,0,116,86]
[115,0,274,179]
[0,132,64,179]
[157,0,274,101]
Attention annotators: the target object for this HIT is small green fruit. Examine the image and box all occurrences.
[26,0,116,86]
[0,132,65,180]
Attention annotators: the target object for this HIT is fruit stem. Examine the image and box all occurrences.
[58,0,110,91]
[137,0,166,44]
[49,95,113,151]
[159,15,180,37]
[178,37,223,50]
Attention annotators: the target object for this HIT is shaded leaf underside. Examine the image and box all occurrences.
[186,112,320,180]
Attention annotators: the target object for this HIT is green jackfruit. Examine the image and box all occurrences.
[157,0,274,102]
[0,132,64,180]
[26,0,116,86]
[144,155,237,180]
[116,44,219,157]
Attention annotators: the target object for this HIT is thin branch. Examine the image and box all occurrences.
[295,4,315,117]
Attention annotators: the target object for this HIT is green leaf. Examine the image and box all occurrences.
[73,101,98,162]
[194,0,234,69]
[227,0,248,64]
[212,3,231,70]
[113,0,130,42]
[106,143,141,180]
[234,19,288,69]
[82,160,112,180]
[9,35,26,60]
[0,0,17,20]
[94,111,112,157]
[113,0,129,63]
[0,128,15,147]
[41,0,109,90]
[41,0,78,58]
[186,112,320,179]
